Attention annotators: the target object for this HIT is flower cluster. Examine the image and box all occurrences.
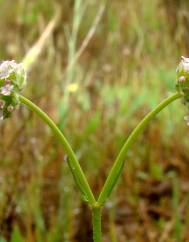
[176,56,189,99]
[0,60,26,120]
[176,56,189,125]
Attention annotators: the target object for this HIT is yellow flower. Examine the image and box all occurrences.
[67,83,79,93]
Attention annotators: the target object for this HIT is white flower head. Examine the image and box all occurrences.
[0,60,27,119]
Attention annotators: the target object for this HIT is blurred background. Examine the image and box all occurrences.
[0,0,189,241]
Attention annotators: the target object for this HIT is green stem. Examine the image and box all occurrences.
[98,92,182,205]
[92,207,102,242]
[19,95,96,206]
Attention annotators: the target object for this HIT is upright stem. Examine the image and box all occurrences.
[19,95,96,206]
[98,92,182,205]
[92,206,102,242]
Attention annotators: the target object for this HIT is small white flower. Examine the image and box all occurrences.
[180,56,189,73]
[178,76,186,83]
[0,62,10,79]
[181,56,189,63]
[0,84,13,96]
[0,60,16,78]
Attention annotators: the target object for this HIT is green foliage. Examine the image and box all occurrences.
[10,226,24,242]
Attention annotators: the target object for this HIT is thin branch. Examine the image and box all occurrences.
[65,4,105,74]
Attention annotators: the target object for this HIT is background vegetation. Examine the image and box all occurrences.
[0,0,189,241]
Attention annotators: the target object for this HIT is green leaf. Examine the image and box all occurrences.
[10,226,24,242]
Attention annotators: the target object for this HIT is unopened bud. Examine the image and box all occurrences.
[7,105,14,112]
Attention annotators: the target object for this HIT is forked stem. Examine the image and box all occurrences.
[98,92,182,205]
[19,95,96,206]
[19,92,183,242]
